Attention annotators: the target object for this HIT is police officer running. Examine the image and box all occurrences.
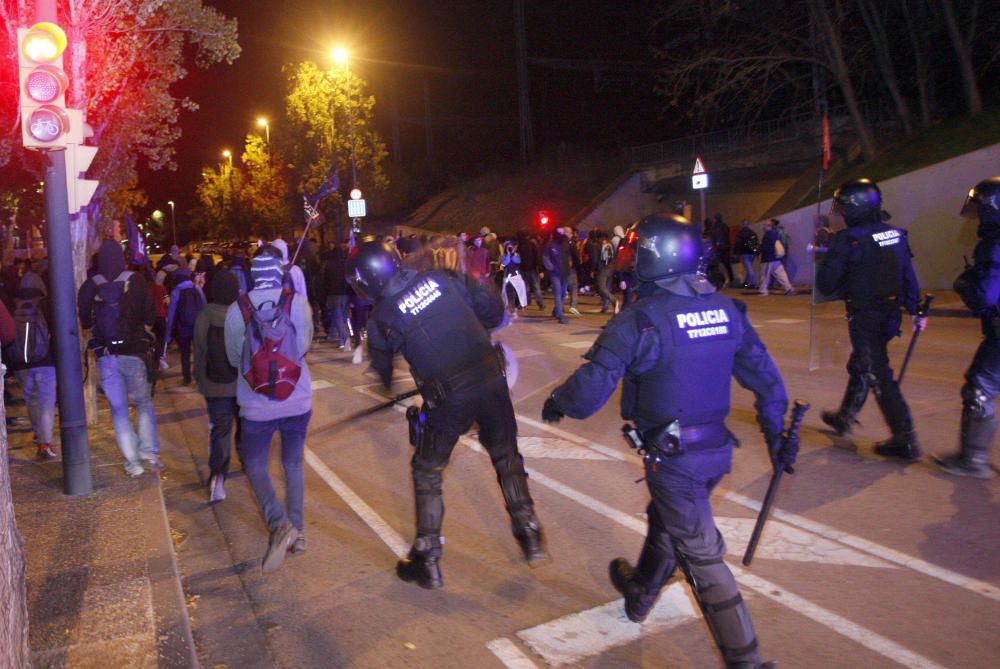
[935,177,1000,479]
[542,213,791,669]
[817,179,927,461]
[346,239,549,590]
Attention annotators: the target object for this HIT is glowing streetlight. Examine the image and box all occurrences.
[257,116,270,144]
[167,200,176,246]
[222,149,232,167]
[330,47,358,189]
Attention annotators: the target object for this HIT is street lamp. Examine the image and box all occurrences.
[331,47,359,189]
[167,200,176,246]
[257,117,270,145]
[222,149,233,168]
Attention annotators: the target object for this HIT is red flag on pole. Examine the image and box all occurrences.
[822,113,831,171]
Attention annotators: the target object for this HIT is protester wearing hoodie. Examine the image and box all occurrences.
[271,238,309,297]
[542,228,571,324]
[8,271,57,460]
[224,247,313,573]
[78,240,160,476]
[194,269,242,504]
[165,266,206,385]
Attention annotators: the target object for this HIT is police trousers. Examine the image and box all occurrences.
[845,307,913,436]
[643,445,761,667]
[411,374,533,547]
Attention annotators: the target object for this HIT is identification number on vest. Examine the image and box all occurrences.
[674,308,731,340]
[397,278,442,316]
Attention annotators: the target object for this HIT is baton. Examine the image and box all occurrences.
[742,400,810,567]
[897,293,934,386]
[311,388,420,438]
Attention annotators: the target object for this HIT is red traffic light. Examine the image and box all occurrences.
[537,210,551,227]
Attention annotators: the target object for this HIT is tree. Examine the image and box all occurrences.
[239,134,292,237]
[284,60,388,241]
[0,0,240,286]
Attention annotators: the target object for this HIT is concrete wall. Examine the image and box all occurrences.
[758,142,1000,289]
[575,173,661,233]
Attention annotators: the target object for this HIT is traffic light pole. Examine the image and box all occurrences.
[44,151,92,495]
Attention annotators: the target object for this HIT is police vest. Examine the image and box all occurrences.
[622,291,743,429]
[374,270,494,384]
[843,223,907,307]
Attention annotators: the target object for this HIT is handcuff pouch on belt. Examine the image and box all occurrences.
[621,419,684,463]
[406,404,428,449]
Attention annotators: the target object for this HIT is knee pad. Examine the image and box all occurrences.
[679,554,760,665]
[412,461,444,496]
[962,383,995,420]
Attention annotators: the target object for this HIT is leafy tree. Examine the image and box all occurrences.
[284,60,388,241]
[239,134,292,237]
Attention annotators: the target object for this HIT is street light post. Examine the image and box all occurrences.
[167,200,176,246]
[332,48,359,189]
[257,117,270,145]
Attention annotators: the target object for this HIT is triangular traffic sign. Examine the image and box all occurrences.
[693,155,707,174]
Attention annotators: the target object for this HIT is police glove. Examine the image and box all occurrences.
[542,396,564,424]
[768,434,797,474]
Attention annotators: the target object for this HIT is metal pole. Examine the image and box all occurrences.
[514,0,533,162]
[699,189,706,226]
[36,0,92,495]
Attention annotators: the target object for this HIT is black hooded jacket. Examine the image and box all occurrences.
[77,240,155,356]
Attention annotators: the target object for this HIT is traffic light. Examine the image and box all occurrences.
[18,22,70,149]
[537,210,551,228]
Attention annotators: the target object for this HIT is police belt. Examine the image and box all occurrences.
[846,296,899,312]
[418,349,503,405]
[675,422,733,449]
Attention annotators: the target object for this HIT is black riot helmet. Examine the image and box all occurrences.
[634,212,702,282]
[345,237,400,301]
[961,177,1000,229]
[832,178,882,226]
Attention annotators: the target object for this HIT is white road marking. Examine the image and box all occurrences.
[310,380,334,390]
[560,341,592,349]
[514,583,697,667]
[485,638,540,669]
[513,414,627,461]
[303,448,409,559]
[516,436,613,460]
[722,490,1000,602]
[513,466,951,669]
[343,385,955,666]
[715,517,893,568]
[732,566,950,669]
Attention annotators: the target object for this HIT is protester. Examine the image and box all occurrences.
[165,267,206,385]
[194,269,242,503]
[224,246,314,573]
[78,240,161,477]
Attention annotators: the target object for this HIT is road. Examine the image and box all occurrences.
[156,289,1000,669]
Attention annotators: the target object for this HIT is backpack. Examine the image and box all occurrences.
[237,288,303,400]
[11,297,49,365]
[91,271,134,352]
[205,322,237,384]
[173,287,205,341]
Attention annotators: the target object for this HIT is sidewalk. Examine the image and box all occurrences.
[8,374,197,668]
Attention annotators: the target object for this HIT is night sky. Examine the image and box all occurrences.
[143,0,659,224]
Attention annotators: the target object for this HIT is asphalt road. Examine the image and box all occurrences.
[158,288,1000,669]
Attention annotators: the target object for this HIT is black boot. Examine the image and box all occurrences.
[935,410,996,479]
[397,535,443,589]
[873,433,922,461]
[514,519,550,567]
[822,374,869,436]
[872,375,920,461]
[608,539,675,623]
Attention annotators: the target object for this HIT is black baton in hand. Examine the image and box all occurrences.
[897,294,933,386]
[742,400,810,567]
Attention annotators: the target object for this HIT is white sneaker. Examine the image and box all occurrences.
[209,475,226,504]
[568,307,581,316]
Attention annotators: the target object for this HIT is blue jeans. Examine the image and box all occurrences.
[98,354,159,468]
[241,411,311,532]
[206,396,241,478]
[550,273,567,320]
[324,294,351,344]
[15,367,56,444]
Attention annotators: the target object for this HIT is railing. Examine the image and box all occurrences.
[630,100,896,167]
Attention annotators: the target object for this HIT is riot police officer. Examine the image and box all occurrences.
[817,178,927,461]
[935,177,1000,479]
[542,213,791,669]
[346,239,548,590]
